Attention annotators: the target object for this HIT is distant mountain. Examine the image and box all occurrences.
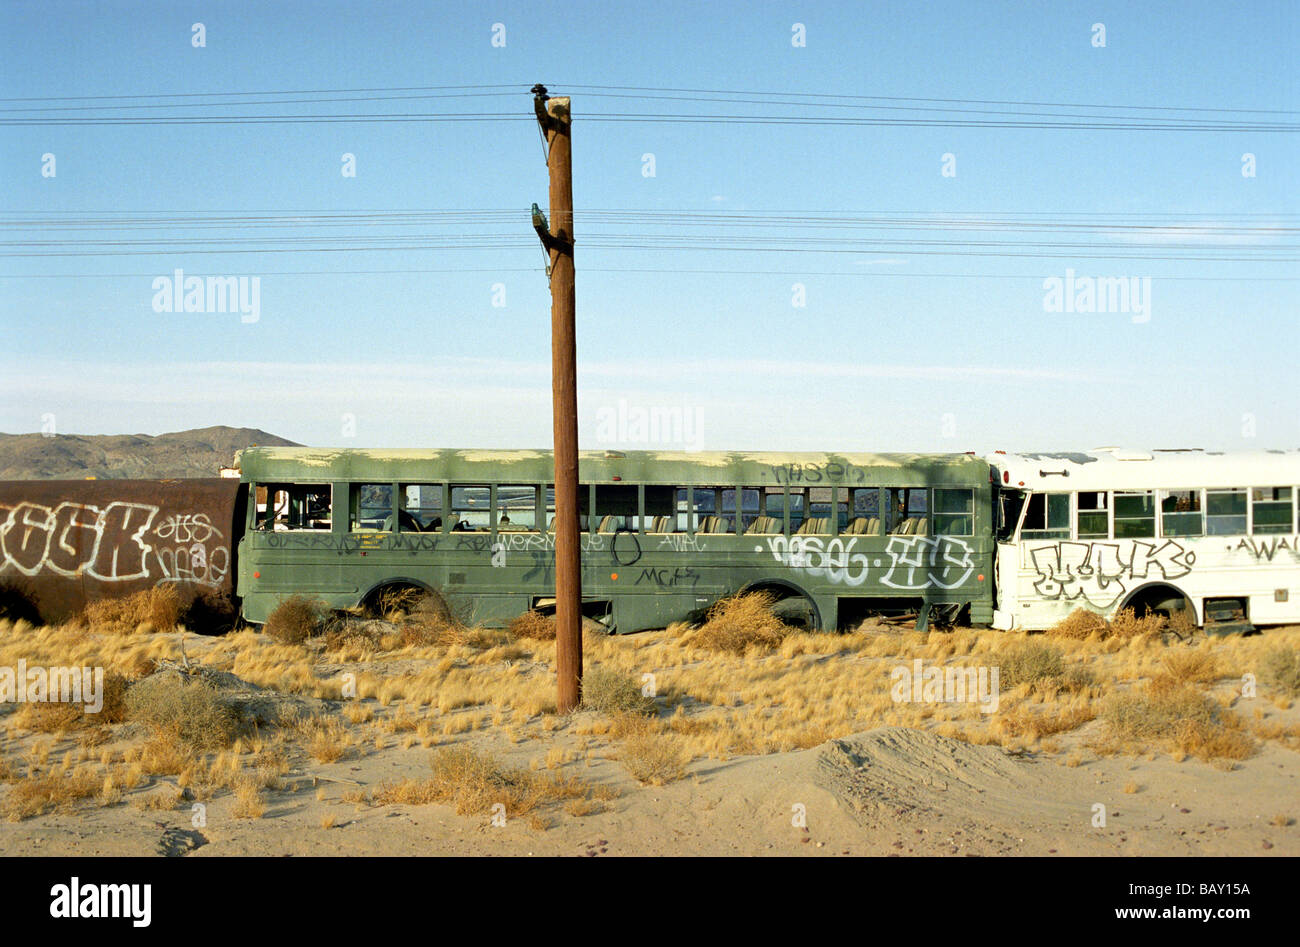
[0,426,299,480]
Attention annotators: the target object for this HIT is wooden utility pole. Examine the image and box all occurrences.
[532,84,582,713]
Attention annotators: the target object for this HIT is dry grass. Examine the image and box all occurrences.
[265,595,326,645]
[582,667,655,716]
[231,778,266,819]
[1098,678,1255,762]
[355,746,607,822]
[508,610,556,641]
[1158,648,1222,686]
[997,702,1096,741]
[125,675,243,750]
[1046,606,1185,641]
[677,591,791,654]
[1260,645,1300,698]
[4,767,102,821]
[614,714,690,784]
[82,586,182,635]
[303,717,352,763]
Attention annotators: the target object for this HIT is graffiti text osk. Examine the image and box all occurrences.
[765,534,975,589]
[1028,539,1193,609]
[0,501,229,588]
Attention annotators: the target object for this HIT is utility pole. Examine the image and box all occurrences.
[531,84,582,713]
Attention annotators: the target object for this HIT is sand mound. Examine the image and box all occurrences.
[133,661,326,727]
[814,727,1081,830]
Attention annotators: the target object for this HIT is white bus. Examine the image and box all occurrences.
[988,449,1300,632]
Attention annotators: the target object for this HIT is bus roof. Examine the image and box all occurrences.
[236,447,990,486]
[988,448,1300,492]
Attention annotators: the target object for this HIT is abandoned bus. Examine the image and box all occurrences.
[989,449,1300,632]
[235,447,996,632]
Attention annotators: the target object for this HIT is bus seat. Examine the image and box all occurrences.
[649,515,673,533]
[914,516,930,536]
[597,515,619,533]
[845,516,869,535]
[796,517,829,536]
[697,515,718,533]
[709,516,733,534]
[745,515,780,534]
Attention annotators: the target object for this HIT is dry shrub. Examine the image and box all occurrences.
[11,671,129,732]
[304,717,351,763]
[1158,649,1221,686]
[265,594,326,645]
[678,591,791,654]
[132,787,184,812]
[1260,645,1300,698]
[1108,607,1168,639]
[509,610,556,641]
[125,675,243,750]
[998,703,1096,742]
[232,777,266,819]
[1045,608,1110,640]
[1100,678,1254,762]
[617,719,690,785]
[998,639,1067,690]
[4,767,101,821]
[1047,606,1181,641]
[82,586,182,634]
[398,594,465,647]
[582,667,655,716]
[357,747,596,818]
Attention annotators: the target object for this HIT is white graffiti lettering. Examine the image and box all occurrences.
[0,501,229,588]
[1028,539,1193,608]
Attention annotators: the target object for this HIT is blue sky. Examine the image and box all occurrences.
[1,0,1296,454]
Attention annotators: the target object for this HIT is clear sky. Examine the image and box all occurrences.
[1,0,1296,454]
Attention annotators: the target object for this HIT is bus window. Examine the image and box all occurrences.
[450,485,491,531]
[1076,491,1109,539]
[349,484,391,532]
[1206,489,1247,536]
[642,485,675,533]
[1021,492,1069,540]
[783,489,807,533]
[690,487,735,534]
[845,488,881,536]
[833,489,849,533]
[885,488,928,535]
[496,485,539,532]
[1252,487,1294,534]
[933,488,974,536]
[400,483,443,532]
[1160,490,1203,536]
[997,490,1026,541]
[741,487,784,534]
[593,484,637,533]
[1114,491,1156,538]
[263,484,332,531]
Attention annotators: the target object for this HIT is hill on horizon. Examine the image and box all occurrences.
[0,426,300,480]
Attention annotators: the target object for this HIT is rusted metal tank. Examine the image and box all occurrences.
[0,479,246,627]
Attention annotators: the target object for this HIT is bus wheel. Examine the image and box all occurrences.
[769,594,820,631]
[366,584,451,623]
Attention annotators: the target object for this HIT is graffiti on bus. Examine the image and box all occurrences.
[765,534,975,589]
[0,500,230,588]
[1027,539,1194,609]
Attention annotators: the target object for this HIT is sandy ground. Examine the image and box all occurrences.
[3,720,1295,858]
[3,617,1298,857]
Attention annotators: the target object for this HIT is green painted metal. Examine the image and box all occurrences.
[236,448,997,630]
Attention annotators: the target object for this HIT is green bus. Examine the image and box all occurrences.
[236,447,996,632]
